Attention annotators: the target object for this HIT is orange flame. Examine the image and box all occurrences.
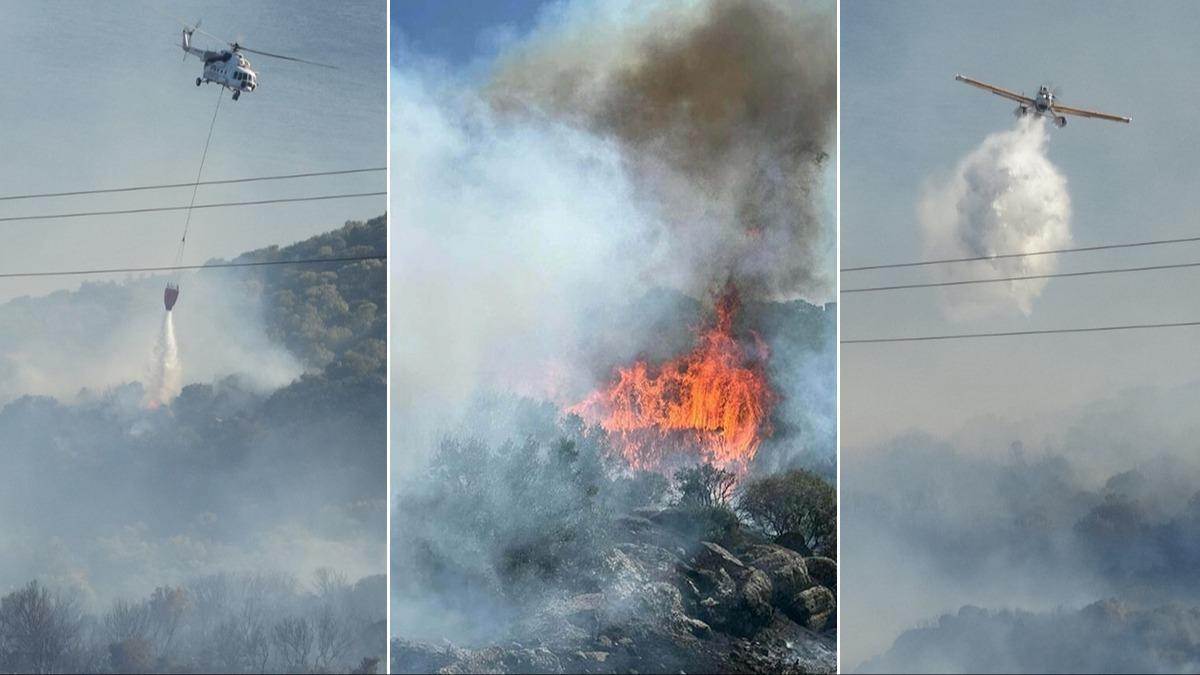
[568,287,775,474]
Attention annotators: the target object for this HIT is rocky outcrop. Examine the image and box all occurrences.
[742,544,816,603]
[394,512,837,674]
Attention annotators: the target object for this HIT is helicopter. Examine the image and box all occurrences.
[180,22,334,100]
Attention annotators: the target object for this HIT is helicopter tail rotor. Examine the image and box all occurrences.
[182,18,201,60]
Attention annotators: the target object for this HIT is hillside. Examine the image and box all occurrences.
[0,215,387,674]
[393,295,837,674]
[862,601,1200,674]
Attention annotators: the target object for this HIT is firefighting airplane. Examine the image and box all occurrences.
[181,23,335,100]
[955,74,1131,127]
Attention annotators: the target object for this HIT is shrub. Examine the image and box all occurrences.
[673,463,737,509]
[737,469,835,556]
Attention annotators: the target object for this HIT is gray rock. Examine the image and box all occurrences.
[789,586,836,630]
[774,531,814,557]
[804,556,836,593]
[742,544,815,605]
[680,616,714,639]
[575,650,609,663]
[806,609,835,632]
[733,568,776,636]
[693,541,746,577]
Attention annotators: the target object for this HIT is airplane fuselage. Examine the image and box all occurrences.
[1033,86,1052,112]
[1016,85,1066,126]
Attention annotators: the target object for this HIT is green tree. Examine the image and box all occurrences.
[737,469,836,555]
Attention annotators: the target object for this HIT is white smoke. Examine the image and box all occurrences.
[148,311,181,406]
[920,117,1072,316]
[393,0,835,474]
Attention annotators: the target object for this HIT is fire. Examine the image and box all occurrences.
[568,287,775,474]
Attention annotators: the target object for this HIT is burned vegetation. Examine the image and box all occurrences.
[394,395,837,674]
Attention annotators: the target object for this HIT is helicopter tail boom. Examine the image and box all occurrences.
[181,25,209,61]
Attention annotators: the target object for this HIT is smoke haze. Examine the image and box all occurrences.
[0,218,387,670]
[843,381,1200,671]
[0,273,303,407]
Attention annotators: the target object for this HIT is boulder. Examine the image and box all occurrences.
[806,609,835,633]
[804,556,837,593]
[575,650,609,663]
[789,586,836,630]
[693,541,746,577]
[774,531,814,557]
[679,615,714,640]
[636,506,705,538]
[741,544,815,606]
[697,566,775,638]
[732,568,776,636]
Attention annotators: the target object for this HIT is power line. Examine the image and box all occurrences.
[841,234,1200,272]
[0,168,385,202]
[0,192,386,223]
[841,260,1200,294]
[843,320,1200,344]
[0,254,386,280]
[840,233,1200,271]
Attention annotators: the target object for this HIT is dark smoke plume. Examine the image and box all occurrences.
[489,0,835,302]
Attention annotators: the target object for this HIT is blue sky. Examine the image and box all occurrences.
[392,0,546,65]
[842,0,1200,448]
[0,0,386,303]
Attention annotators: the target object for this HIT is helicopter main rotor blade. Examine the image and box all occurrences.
[236,46,337,69]
[153,5,226,44]
[192,25,228,44]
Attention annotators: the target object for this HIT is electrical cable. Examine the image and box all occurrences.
[0,168,384,202]
[842,234,1200,272]
[843,320,1200,344]
[0,192,386,224]
[0,255,386,280]
[841,260,1200,294]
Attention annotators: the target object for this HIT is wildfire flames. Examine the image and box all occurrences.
[569,288,775,475]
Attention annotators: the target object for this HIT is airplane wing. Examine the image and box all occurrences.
[1052,103,1132,124]
[954,74,1034,105]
